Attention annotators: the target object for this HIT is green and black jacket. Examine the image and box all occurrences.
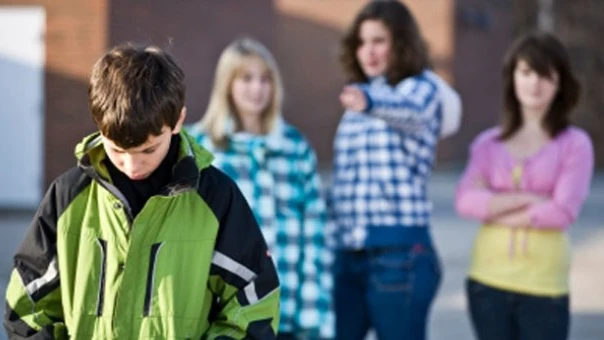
[4,131,280,339]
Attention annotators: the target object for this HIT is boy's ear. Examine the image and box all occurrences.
[173,107,187,134]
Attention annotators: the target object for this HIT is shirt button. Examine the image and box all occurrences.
[118,263,125,271]
[113,202,122,209]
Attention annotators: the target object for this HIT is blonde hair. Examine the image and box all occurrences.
[198,38,284,147]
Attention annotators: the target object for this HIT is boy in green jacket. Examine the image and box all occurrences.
[4,44,280,339]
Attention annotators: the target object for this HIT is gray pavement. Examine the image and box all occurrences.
[0,168,603,339]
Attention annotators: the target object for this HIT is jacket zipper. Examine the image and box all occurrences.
[143,242,164,317]
[95,238,107,316]
[90,174,133,335]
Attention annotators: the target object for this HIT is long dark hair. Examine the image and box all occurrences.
[500,31,580,140]
[340,0,430,86]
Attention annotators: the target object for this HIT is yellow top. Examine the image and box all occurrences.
[468,164,570,296]
[469,226,570,296]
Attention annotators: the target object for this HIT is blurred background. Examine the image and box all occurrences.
[1,0,603,204]
[0,0,602,339]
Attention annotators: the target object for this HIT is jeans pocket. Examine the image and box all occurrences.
[369,250,413,292]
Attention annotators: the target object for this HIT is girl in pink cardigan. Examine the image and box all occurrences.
[456,32,594,340]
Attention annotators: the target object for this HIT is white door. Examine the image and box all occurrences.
[0,7,45,208]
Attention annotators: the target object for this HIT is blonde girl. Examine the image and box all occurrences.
[188,38,333,340]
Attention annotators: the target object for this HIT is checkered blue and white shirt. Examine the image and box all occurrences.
[330,70,449,250]
[188,119,334,339]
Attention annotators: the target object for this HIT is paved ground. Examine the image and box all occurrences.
[1,168,602,339]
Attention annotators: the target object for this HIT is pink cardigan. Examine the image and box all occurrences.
[456,126,594,230]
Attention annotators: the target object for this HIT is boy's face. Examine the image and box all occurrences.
[101,109,185,181]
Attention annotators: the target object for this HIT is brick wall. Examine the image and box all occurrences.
[273,0,460,163]
[6,0,562,194]
[451,0,514,163]
[108,0,277,134]
[108,0,461,164]
[555,1,604,167]
[512,0,604,166]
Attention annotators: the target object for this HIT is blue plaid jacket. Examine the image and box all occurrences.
[188,119,334,339]
[330,70,444,250]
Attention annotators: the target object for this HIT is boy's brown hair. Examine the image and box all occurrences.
[500,31,581,140]
[88,44,186,148]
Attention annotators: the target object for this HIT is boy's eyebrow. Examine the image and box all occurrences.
[136,142,161,153]
[141,142,160,151]
[111,141,161,153]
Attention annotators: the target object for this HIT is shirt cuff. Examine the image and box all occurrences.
[361,87,373,112]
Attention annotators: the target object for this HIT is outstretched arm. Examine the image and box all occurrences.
[340,73,439,134]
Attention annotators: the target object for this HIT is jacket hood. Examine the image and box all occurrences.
[424,70,462,139]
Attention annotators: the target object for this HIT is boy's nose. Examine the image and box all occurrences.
[123,156,142,173]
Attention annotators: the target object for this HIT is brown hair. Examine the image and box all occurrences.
[88,44,186,148]
[500,31,580,140]
[340,0,430,85]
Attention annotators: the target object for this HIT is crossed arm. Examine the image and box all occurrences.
[455,132,594,230]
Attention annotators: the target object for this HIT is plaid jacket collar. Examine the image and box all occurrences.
[224,116,285,151]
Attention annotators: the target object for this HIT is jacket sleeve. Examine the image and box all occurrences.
[4,180,68,339]
[358,72,439,134]
[297,143,334,339]
[201,169,280,340]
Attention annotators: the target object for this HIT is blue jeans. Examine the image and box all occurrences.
[334,245,442,340]
[466,279,570,340]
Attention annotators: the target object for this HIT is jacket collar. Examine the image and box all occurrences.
[74,130,214,193]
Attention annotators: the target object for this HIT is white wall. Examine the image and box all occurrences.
[0,6,45,208]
